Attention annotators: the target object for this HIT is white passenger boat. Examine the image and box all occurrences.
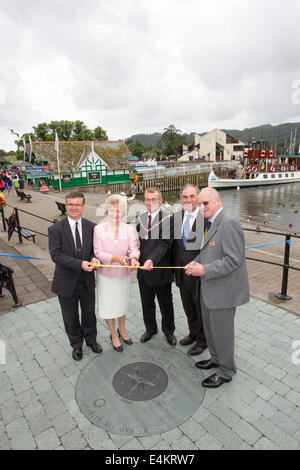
[208,141,300,189]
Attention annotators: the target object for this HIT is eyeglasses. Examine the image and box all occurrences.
[66,203,84,208]
[145,198,160,203]
[199,197,217,207]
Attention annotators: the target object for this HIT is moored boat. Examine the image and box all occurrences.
[208,141,300,189]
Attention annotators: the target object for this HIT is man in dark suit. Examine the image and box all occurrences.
[136,187,176,346]
[48,191,102,361]
[172,184,207,355]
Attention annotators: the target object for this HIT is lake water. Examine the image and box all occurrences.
[137,182,300,233]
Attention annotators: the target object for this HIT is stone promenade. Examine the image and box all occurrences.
[0,281,299,450]
[0,190,299,450]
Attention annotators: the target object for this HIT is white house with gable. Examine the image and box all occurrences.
[180,129,245,162]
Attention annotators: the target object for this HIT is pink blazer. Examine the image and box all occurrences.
[93,221,140,278]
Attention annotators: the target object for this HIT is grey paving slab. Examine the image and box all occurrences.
[0,283,299,450]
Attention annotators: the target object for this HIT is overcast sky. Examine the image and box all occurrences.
[1,0,300,151]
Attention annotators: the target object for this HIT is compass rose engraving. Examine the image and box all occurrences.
[113,362,168,401]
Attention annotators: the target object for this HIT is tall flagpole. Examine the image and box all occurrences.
[55,130,62,191]
[23,137,26,163]
[29,135,32,162]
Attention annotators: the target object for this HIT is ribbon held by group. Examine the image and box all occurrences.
[90,264,185,269]
[0,239,291,266]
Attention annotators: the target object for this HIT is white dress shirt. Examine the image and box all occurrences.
[182,207,199,235]
[68,217,83,248]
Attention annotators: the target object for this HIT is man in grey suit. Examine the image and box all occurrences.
[185,187,249,388]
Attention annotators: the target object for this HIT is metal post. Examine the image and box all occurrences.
[14,208,23,244]
[275,234,292,300]
[1,206,6,231]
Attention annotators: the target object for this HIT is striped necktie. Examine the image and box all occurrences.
[205,221,211,237]
[182,214,192,247]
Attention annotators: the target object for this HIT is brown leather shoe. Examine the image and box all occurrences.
[180,335,196,346]
[188,342,205,356]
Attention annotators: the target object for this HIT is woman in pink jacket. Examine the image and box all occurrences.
[93,195,140,352]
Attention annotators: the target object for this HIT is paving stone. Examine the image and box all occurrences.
[50,412,77,437]
[179,418,206,442]
[270,410,300,438]
[269,393,296,417]
[109,433,135,449]
[195,432,222,450]
[170,435,198,450]
[43,397,67,420]
[34,351,53,368]
[251,397,278,419]
[253,437,280,450]
[221,397,261,424]
[253,416,298,450]
[285,390,300,407]
[0,425,11,450]
[10,434,36,450]
[120,438,146,452]
[148,439,173,451]
[271,380,291,397]
[35,427,61,450]
[0,399,23,425]
[138,434,162,449]
[26,411,52,436]
[232,419,261,445]
[23,402,44,419]
[16,389,37,409]
[85,425,114,450]
[60,428,87,450]
[31,377,52,394]
[208,400,241,429]
[160,428,183,444]
[201,415,244,449]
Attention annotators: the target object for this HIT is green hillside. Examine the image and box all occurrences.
[127,122,300,151]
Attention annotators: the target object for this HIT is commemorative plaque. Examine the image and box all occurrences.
[75,342,205,436]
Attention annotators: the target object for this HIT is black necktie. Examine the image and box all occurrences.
[75,222,83,258]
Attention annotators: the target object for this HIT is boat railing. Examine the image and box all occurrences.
[243,227,300,300]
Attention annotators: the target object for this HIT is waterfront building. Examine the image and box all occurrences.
[180,129,245,162]
[30,140,133,189]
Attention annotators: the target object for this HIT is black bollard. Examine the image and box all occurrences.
[275,234,292,300]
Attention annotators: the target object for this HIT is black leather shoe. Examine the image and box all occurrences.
[117,329,133,345]
[195,359,218,370]
[165,334,177,346]
[88,342,102,354]
[72,347,83,361]
[140,330,158,343]
[188,342,206,356]
[180,335,196,346]
[202,373,232,388]
[110,335,123,352]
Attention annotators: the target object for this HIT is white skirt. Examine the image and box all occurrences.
[96,274,130,319]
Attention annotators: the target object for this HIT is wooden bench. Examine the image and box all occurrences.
[16,189,32,203]
[5,218,36,243]
[55,201,66,216]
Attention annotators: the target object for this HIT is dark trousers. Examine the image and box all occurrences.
[179,284,207,348]
[58,279,97,349]
[138,279,175,335]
